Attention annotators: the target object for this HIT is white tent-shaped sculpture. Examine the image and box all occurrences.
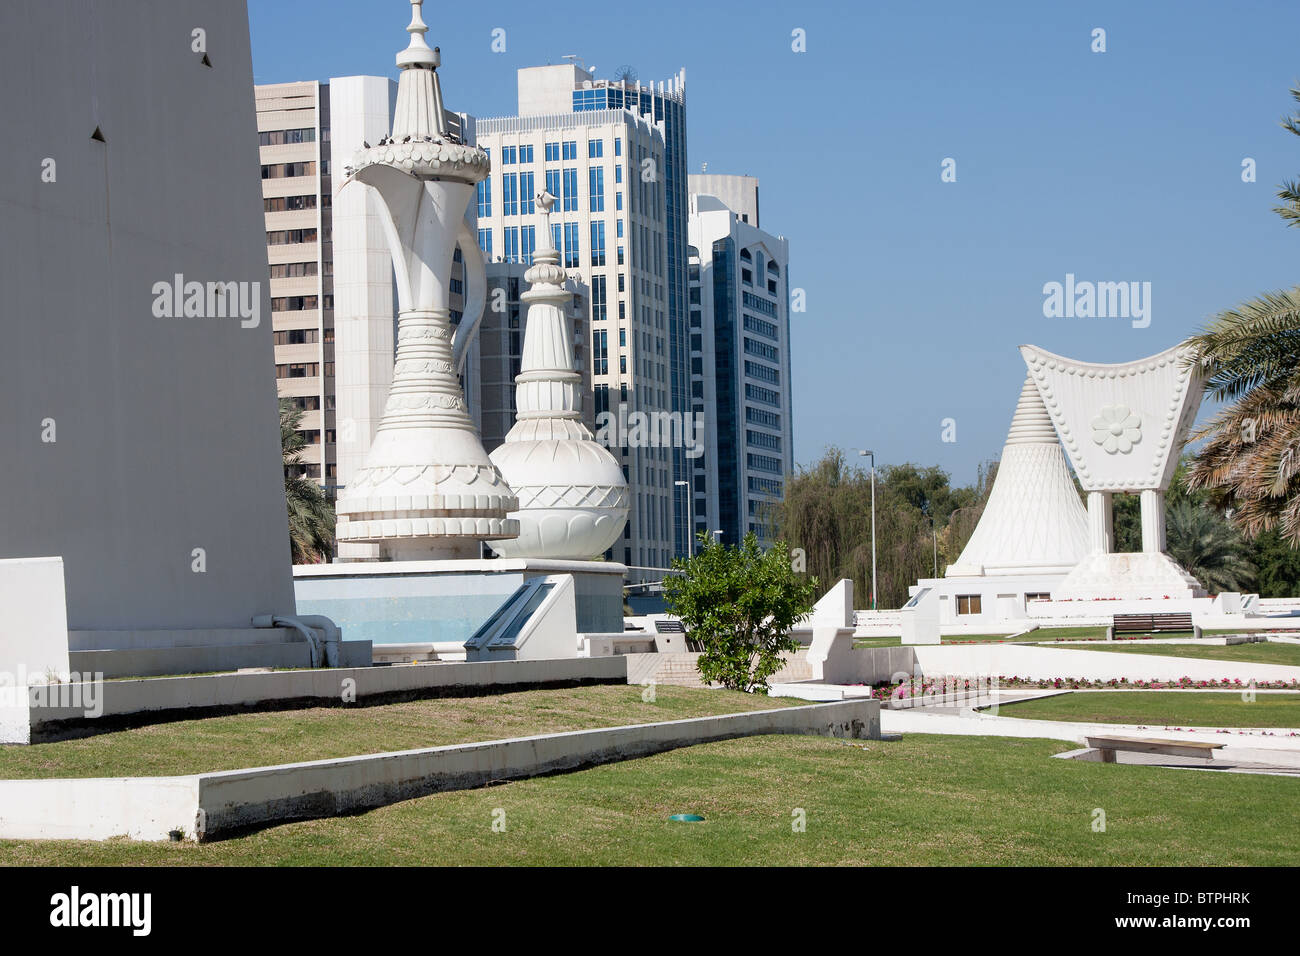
[946,377,1090,578]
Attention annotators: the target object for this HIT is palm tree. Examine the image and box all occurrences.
[280,398,335,563]
[1165,500,1256,594]
[1186,88,1300,546]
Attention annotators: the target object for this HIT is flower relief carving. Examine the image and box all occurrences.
[1091,404,1141,454]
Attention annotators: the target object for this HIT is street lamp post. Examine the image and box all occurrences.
[674,480,694,556]
[858,449,878,611]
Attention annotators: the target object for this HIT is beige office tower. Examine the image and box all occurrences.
[255,81,336,488]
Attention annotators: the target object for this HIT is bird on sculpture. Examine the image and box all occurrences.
[402,135,411,143]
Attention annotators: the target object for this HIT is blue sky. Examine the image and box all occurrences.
[249,0,1300,486]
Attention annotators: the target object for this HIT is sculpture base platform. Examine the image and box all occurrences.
[1053,552,1206,601]
[293,558,628,650]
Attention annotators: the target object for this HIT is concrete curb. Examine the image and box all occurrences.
[0,698,881,842]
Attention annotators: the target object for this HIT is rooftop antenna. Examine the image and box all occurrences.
[615,65,638,87]
[561,54,588,72]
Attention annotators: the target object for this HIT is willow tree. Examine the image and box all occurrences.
[766,448,993,609]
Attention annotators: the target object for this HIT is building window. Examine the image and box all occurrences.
[592,329,608,375]
[744,383,781,407]
[615,137,622,157]
[476,177,491,218]
[562,168,578,211]
[266,229,318,245]
[591,274,607,321]
[263,194,317,212]
[519,172,535,214]
[590,221,606,266]
[562,140,577,160]
[744,360,781,385]
[268,262,319,278]
[258,127,317,146]
[589,167,605,211]
[545,141,560,162]
[1025,592,1051,603]
[478,228,492,257]
[502,173,518,216]
[260,161,315,179]
[563,222,579,268]
[521,225,535,265]
[504,226,519,263]
[956,595,982,615]
[502,145,517,165]
[519,144,534,164]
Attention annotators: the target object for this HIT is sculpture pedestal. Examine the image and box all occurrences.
[1053,552,1205,601]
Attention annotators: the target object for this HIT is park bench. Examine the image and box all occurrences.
[1085,734,1224,763]
[1107,612,1200,640]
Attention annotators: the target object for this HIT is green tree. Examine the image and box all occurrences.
[663,532,816,693]
[280,398,335,564]
[1165,500,1257,593]
[1251,528,1300,596]
[1186,88,1300,546]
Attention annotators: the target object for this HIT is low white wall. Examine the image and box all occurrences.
[0,699,880,842]
[0,777,198,842]
[912,644,1300,683]
[0,557,71,681]
[8,657,630,744]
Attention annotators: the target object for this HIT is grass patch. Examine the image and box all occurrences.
[1048,641,1300,668]
[0,733,1296,865]
[996,691,1300,727]
[0,685,792,780]
[1031,626,1110,641]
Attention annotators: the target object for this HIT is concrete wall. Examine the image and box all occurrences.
[0,698,879,841]
[912,644,1300,683]
[5,656,629,744]
[0,1,297,629]
[0,557,71,681]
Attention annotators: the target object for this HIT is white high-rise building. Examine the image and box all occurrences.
[687,177,793,546]
[473,64,690,575]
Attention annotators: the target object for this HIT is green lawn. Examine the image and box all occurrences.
[1,732,1296,866]
[0,685,791,780]
[995,690,1300,727]
[1047,640,1300,668]
[1030,626,1109,641]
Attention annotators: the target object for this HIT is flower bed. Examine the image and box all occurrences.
[996,676,1300,690]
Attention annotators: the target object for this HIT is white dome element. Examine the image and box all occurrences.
[490,436,630,558]
[947,377,1090,577]
[489,191,630,559]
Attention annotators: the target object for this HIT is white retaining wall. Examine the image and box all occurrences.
[0,699,881,842]
[1,656,629,744]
